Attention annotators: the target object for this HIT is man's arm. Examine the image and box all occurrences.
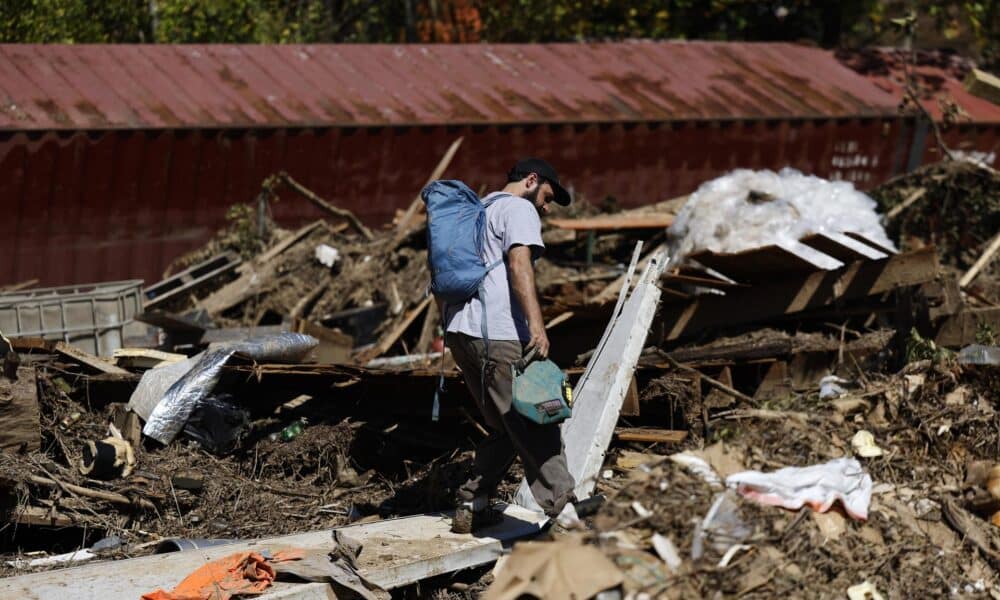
[508,244,549,358]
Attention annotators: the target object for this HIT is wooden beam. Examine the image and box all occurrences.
[614,427,687,444]
[54,342,131,376]
[546,214,674,231]
[662,247,939,341]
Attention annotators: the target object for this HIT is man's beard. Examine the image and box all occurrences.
[521,185,540,203]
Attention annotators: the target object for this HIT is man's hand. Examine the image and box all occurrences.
[526,320,550,359]
[508,245,549,359]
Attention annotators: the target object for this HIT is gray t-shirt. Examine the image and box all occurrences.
[444,191,544,342]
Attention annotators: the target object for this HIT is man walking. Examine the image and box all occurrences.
[443,158,576,534]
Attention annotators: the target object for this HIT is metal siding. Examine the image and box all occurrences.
[0,42,904,131]
[0,117,920,287]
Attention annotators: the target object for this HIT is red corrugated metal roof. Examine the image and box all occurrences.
[837,48,1000,123]
[0,41,901,130]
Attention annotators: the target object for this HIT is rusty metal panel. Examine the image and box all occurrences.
[838,48,1000,125]
[0,42,903,131]
[1,116,912,288]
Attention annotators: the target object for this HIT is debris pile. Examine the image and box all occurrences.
[0,160,997,599]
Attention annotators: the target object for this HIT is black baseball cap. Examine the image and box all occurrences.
[509,158,572,206]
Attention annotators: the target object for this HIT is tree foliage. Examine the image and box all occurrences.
[0,0,996,68]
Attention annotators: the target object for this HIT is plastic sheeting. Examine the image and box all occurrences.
[668,168,895,264]
[133,333,317,445]
[726,457,873,520]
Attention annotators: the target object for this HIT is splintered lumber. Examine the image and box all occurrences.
[199,221,322,314]
[273,172,373,240]
[615,427,688,444]
[112,348,186,370]
[662,246,939,341]
[143,251,241,309]
[54,342,131,376]
[356,296,432,365]
[589,241,667,305]
[800,232,888,262]
[960,232,1000,288]
[517,246,670,507]
[0,365,40,453]
[664,355,753,404]
[0,504,545,599]
[547,214,674,231]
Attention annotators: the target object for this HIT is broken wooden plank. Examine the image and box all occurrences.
[10,505,76,528]
[54,342,131,376]
[6,336,54,353]
[843,231,898,255]
[614,427,688,444]
[662,246,939,341]
[0,504,544,599]
[620,376,640,417]
[800,232,888,262]
[664,355,753,404]
[293,319,353,364]
[112,348,187,370]
[960,231,1000,288]
[0,365,40,453]
[0,279,39,293]
[886,188,926,221]
[546,214,674,231]
[518,247,670,506]
[143,251,241,309]
[355,296,432,365]
[200,221,324,315]
[688,242,843,284]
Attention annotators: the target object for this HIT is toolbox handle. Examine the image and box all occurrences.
[514,347,539,373]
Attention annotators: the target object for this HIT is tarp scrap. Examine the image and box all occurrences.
[726,457,873,520]
[141,549,304,600]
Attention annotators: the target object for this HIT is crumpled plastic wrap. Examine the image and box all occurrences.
[726,457,873,520]
[133,333,317,445]
[668,168,895,265]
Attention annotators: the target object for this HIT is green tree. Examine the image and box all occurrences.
[0,0,150,42]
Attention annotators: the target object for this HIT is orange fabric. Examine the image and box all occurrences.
[142,549,305,600]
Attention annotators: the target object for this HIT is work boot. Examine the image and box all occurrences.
[451,498,504,534]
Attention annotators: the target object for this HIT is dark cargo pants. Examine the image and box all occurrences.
[446,332,576,518]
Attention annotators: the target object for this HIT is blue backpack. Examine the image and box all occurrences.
[421,180,503,307]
